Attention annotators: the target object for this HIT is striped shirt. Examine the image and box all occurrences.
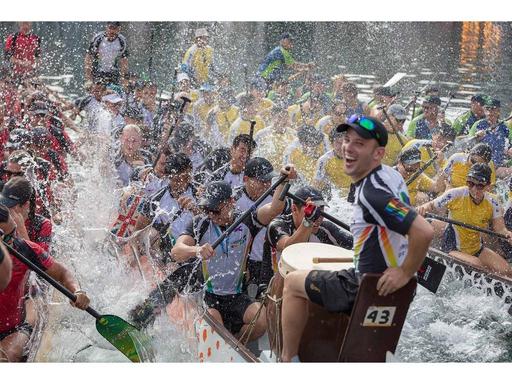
[347,165,417,275]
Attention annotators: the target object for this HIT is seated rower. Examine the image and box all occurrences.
[395,147,444,206]
[170,166,297,341]
[280,116,433,362]
[418,163,512,277]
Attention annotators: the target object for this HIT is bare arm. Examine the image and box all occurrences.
[171,234,202,263]
[46,261,90,309]
[0,244,12,291]
[275,223,312,252]
[119,57,129,88]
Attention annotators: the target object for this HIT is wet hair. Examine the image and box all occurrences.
[341,82,358,95]
[232,134,257,150]
[432,123,456,141]
[239,94,255,109]
[470,143,492,163]
[203,147,231,172]
[152,144,172,168]
[164,153,193,176]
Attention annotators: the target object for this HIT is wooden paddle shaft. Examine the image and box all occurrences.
[313,257,353,264]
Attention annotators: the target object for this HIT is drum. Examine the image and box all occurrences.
[266,242,354,362]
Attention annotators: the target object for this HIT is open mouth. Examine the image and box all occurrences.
[345,156,356,166]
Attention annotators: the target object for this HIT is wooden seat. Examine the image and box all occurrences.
[338,273,417,362]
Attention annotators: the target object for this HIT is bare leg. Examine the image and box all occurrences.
[478,247,512,277]
[238,302,267,342]
[449,250,485,269]
[207,308,224,325]
[0,332,29,362]
[281,270,310,362]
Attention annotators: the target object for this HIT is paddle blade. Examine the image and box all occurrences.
[417,257,446,294]
[96,315,155,362]
[383,72,407,87]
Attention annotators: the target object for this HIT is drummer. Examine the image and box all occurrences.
[280,115,434,362]
[261,185,353,286]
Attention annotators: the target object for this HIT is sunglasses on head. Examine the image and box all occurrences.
[467,179,488,190]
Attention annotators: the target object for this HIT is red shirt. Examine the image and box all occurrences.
[25,215,52,252]
[0,239,53,332]
[4,32,41,75]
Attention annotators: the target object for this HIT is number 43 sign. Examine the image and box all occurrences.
[362,306,396,327]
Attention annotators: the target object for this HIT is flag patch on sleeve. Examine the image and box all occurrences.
[384,198,410,221]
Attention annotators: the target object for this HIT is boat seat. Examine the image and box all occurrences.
[338,273,417,362]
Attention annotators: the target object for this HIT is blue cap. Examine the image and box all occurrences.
[484,97,501,109]
[199,83,214,92]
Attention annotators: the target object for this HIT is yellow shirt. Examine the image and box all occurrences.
[228,116,266,143]
[207,105,240,143]
[402,139,442,178]
[182,44,214,85]
[314,150,352,193]
[443,152,496,189]
[284,140,326,184]
[287,104,325,128]
[383,132,410,166]
[433,187,502,255]
[407,173,434,206]
[254,126,296,170]
[192,99,215,129]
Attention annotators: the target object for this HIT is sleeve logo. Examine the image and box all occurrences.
[384,198,410,221]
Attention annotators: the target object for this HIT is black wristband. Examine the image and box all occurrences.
[0,247,4,264]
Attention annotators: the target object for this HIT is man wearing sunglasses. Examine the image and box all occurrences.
[0,204,90,361]
[418,163,512,278]
[395,147,444,206]
[280,115,433,362]
[170,165,296,342]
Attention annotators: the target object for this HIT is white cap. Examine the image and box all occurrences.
[102,93,123,104]
[195,28,209,38]
[388,104,407,120]
[177,72,190,83]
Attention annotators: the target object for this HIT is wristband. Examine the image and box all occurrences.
[74,289,86,295]
[302,218,313,228]
[0,247,4,264]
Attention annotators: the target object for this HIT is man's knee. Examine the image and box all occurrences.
[283,271,309,298]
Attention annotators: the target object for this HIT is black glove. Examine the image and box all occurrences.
[304,202,321,223]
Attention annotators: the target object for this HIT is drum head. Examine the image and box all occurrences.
[278,243,354,277]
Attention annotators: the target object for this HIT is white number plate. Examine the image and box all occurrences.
[362,306,396,327]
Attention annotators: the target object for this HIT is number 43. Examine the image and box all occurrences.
[363,306,396,327]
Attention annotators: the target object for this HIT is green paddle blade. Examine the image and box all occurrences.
[96,315,155,362]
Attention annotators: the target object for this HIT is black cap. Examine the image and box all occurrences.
[467,163,491,185]
[280,32,292,41]
[245,157,276,182]
[471,94,486,105]
[336,115,388,147]
[107,22,121,27]
[399,147,422,165]
[164,153,192,176]
[0,176,32,208]
[294,186,329,207]
[198,181,232,211]
[470,143,492,163]
[484,97,501,109]
[297,125,324,147]
[423,96,441,106]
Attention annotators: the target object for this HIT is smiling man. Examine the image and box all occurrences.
[280,114,433,362]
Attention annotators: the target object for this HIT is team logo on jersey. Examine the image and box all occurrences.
[385,198,410,221]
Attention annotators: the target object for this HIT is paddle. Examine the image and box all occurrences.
[248,120,256,158]
[313,257,353,263]
[367,72,407,106]
[379,106,406,147]
[424,212,509,239]
[279,183,351,231]
[129,170,291,327]
[3,240,154,362]
[405,142,452,186]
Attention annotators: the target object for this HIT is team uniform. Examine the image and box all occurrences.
[432,187,502,256]
[181,44,215,85]
[283,140,326,185]
[452,110,482,136]
[4,31,41,80]
[180,210,264,333]
[0,240,53,341]
[258,45,294,85]
[87,32,129,85]
[468,119,511,167]
[228,116,265,144]
[442,152,496,189]
[206,105,240,145]
[253,126,296,170]
[402,139,445,178]
[306,165,417,313]
[382,132,410,166]
[314,150,352,193]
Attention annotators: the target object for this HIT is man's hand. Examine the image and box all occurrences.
[376,267,411,296]
[70,290,91,310]
[196,243,215,260]
[177,196,197,212]
[280,164,297,181]
[304,199,321,223]
[417,202,431,217]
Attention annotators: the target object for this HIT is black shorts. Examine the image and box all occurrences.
[305,268,360,314]
[442,224,483,257]
[0,321,33,341]
[204,292,254,335]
